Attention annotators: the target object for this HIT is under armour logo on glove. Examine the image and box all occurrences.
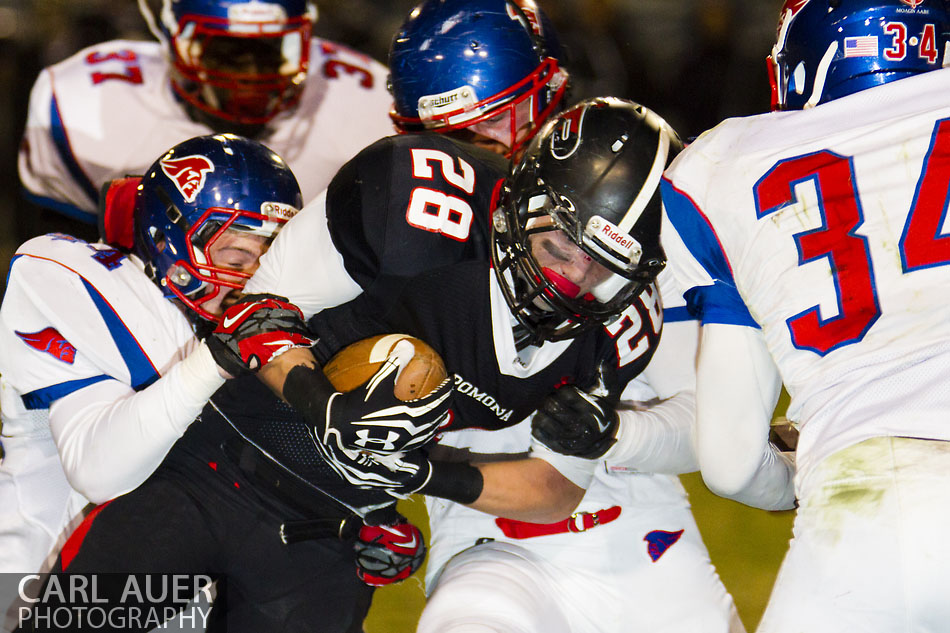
[321,342,454,455]
[354,519,427,586]
[206,293,315,376]
[353,428,404,452]
[308,425,433,498]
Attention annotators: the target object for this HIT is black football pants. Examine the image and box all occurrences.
[18,454,373,633]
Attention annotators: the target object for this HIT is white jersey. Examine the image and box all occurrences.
[0,234,205,572]
[18,37,394,221]
[426,420,694,581]
[419,284,737,633]
[661,66,950,486]
[420,380,741,633]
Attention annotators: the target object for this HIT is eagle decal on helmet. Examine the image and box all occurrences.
[160,155,215,203]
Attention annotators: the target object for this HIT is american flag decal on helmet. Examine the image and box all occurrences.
[16,327,77,364]
[160,155,215,203]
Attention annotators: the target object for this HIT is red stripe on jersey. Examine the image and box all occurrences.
[60,500,112,570]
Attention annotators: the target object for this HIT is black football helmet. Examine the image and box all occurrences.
[491,97,681,345]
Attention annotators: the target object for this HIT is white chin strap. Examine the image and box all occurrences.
[139,0,172,49]
[804,41,838,110]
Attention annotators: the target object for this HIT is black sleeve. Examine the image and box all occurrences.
[323,133,507,288]
[579,282,664,403]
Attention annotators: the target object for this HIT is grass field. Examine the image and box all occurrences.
[364,477,795,633]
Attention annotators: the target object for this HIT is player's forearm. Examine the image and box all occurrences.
[694,323,793,510]
[258,346,321,400]
[467,458,585,523]
[701,442,796,511]
[604,391,699,474]
[414,456,582,523]
[50,343,225,502]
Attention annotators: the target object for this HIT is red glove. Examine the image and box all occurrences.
[207,293,315,375]
[353,520,426,587]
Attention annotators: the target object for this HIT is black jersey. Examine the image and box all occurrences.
[310,259,663,432]
[308,133,663,431]
[323,133,502,287]
[179,133,662,519]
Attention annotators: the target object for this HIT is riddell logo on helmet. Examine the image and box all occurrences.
[160,155,215,203]
[262,201,298,220]
[598,220,637,252]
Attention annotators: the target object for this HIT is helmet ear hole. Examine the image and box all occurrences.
[150,227,165,248]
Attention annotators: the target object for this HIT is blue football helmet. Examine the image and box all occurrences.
[134,134,302,321]
[388,0,569,157]
[144,0,316,126]
[769,0,950,110]
[492,98,678,345]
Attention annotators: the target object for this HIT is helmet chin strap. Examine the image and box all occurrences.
[804,41,838,109]
[511,321,537,351]
[139,0,169,48]
[508,276,562,351]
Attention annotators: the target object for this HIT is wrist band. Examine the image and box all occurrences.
[420,460,484,505]
[282,364,336,423]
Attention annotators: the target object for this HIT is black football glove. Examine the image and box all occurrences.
[321,341,453,455]
[309,424,433,497]
[206,293,315,376]
[531,384,619,459]
[354,518,427,587]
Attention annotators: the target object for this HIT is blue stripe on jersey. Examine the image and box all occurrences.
[5,253,22,289]
[21,188,97,225]
[22,375,111,410]
[660,178,759,328]
[683,285,759,327]
[663,305,693,323]
[80,279,160,391]
[49,94,100,212]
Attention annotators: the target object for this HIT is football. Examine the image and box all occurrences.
[323,334,448,401]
